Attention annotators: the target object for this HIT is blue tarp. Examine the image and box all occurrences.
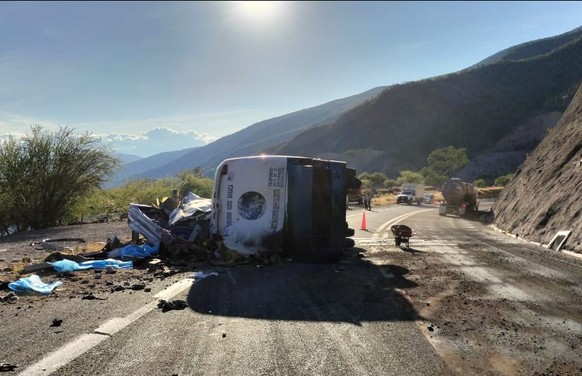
[8,274,63,295]
[119,242,159,260]
[50,259,92,272]
[50,258,133,272]
[81,259,133,269]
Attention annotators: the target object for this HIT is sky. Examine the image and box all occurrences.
[1,1,581,157]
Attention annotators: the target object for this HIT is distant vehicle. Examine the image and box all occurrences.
[211,155,358,262]
[396,183,425,205]
[439,178,478,216]
[424,193,435,204]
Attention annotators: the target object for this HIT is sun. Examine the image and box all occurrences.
[234,1,284,23]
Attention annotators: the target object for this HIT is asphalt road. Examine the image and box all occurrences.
[3,201,581,375]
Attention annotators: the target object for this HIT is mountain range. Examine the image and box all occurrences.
[106,87,386,187]
[107,25,582,187]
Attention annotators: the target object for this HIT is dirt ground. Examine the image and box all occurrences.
[0,221,157,299]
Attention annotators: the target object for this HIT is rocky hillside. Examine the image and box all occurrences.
[492,84,582,253]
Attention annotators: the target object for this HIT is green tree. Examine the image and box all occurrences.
[426,146,469,178]
[383,179,399,189]
[473,179,487,187]
[359,177,373,190]
[419,167,448,188]
[396,170,424,185]
[0,126,120,230]
[494,173,514,187]
[358,172,387,188]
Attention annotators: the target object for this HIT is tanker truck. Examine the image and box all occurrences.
[438,178,478,216]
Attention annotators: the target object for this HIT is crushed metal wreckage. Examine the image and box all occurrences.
[128,191,212,245]
[127,191,242,264]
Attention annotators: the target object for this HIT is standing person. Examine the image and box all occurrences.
[361,191,367,210]
[363,190,371,211]
[366,190,373,211]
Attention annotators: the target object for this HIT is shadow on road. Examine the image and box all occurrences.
[443,209,494,225]
[186,248,420,325]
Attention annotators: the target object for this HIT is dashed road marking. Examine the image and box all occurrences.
[18,278,194,376]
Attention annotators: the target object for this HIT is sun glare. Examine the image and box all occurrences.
[234,1,284,24]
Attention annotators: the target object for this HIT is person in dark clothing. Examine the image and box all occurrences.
[363,190,372,210]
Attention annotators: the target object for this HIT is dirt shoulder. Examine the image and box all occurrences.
[368,216,582,376]
[0,221,139,295]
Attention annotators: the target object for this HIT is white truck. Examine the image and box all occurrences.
[396,183,425,205]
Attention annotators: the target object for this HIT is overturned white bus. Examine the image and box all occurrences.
[210,155,359,262]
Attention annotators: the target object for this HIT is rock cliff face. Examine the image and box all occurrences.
[492,84,582,253]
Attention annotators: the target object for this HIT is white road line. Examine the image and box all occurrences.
[18,334,109,376]
[375,209,433,235]
[18,278,194,376]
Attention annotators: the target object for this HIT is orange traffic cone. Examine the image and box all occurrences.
[360,211,367,230]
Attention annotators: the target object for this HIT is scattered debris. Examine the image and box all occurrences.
[50,318,63,327]
[130,282,146,290]
[157,299,188,312]
[192,271,219,279]
[0,363,17,372]
[30,237,85,251]
[81,293,106,300]
[0,292,17,304]
[547,230,572,251]
[44,251,89,263]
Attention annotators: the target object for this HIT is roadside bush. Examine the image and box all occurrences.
[0,126,119,230]
[71,169,214,223]
[176,168,213,198]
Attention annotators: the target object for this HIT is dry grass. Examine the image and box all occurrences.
[478,187,504,198]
